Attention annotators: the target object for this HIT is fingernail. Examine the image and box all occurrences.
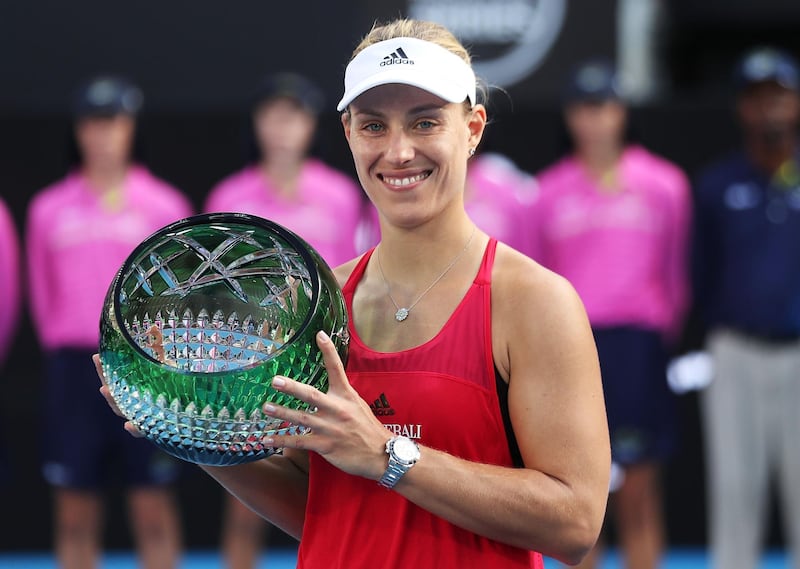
[262,437,275,446]
[272,376,286,388]
[317,330,330,343]
[263,404,276,414]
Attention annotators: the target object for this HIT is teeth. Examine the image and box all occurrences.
[384,172,429,187]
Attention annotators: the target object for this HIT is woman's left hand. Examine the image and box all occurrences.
[263,330,391,481]
[93,353,146,438]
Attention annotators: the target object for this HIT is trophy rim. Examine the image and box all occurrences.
[110,211,325,376]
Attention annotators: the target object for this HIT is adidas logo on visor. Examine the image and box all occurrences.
[336,37,476,111]
[380,47,414,67]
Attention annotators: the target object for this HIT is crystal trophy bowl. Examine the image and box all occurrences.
[99,213,349,466]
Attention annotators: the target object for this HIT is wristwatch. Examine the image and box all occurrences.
[378,435,421,489]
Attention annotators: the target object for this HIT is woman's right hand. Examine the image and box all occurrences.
[93,354,145,438]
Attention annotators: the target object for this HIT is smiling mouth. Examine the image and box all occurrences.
[380,171,432,188]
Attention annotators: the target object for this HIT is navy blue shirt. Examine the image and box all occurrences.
[693,150,800,338]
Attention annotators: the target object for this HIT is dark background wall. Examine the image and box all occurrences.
[0,0,799,553]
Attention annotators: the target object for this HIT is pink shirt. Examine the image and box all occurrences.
[26,166,193,351]
[530,146,691,339]
[465,152,538,256]
[0,197,20,365]
[204,160,370,268]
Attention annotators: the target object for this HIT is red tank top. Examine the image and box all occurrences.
[297,239,544,569]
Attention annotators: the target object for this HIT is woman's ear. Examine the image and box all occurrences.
[341,111,352,143]
[467,104,488,151]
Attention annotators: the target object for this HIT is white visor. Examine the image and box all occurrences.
[337,37,477,111]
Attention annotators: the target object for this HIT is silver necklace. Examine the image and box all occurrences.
[376,226,477,322]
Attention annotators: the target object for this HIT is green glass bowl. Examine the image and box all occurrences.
[99,213,349,465]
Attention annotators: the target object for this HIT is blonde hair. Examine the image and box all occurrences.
[352,19,471,65]
[349,19,487,108]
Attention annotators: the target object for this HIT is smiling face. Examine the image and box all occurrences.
[342,84,486,229]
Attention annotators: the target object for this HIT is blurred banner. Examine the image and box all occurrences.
[353,0,617,107]
[1,1,799,114]
[0,0,616,113]
[672,0,800,24]
[405,0,569,88]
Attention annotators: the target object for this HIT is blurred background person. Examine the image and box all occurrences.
[0,195,19,371]
[0,195,20,484]
[205,72,371,269]
[692,47,800,569]
[25,75,192,569]
[463,148,538,256]
[204,71,370,569]
[529,60,692,569]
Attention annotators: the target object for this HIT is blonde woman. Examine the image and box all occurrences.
[99,19,610,568]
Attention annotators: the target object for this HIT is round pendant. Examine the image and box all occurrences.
[395,308,409,322]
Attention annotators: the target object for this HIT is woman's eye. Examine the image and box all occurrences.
[417,120,435,129]
[363,123,383,132]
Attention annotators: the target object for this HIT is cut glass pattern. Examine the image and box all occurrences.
[99,214,348,465]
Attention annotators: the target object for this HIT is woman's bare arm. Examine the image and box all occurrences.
[200,449,310,540]
[94,354,311,539]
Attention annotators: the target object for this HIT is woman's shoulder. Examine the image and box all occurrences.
[332,252,369,290]
[491,243,586,325]
[493,243,569,290]
[491,243,593,380]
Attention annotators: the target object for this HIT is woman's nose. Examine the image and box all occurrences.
[383,129,415,164]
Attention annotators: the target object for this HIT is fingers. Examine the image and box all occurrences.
[92,353,106,386]
[93,354,144,438]
[94,353,123,417]
[124,421,146,438]
[264,378,322,429]
[98,381,145,438]
[92,334,347,449]
[264,431,314,452]
[316,330,348,391]
[259,330,351,438]
[262,371,331,452]
[99,384,125,419]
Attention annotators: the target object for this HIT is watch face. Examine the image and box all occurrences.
[392,437,420,463]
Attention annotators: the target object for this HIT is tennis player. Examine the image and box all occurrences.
[100,19,610,568]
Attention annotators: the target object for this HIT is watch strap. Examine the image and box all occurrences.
[378,457,407,489]
[378,436,418,489]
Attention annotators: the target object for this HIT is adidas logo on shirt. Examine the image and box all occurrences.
[369,393,396,416]
[380,47,414,66]
[370,393,422,438]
